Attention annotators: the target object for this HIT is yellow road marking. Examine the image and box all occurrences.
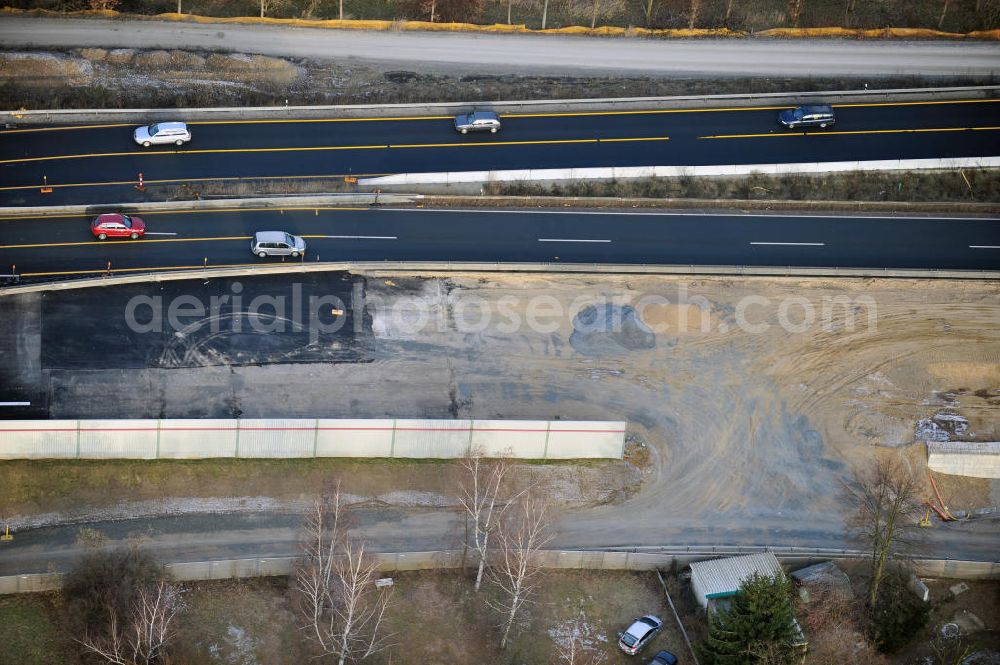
[0,122,134,135]
[599,136,670,142]
[0,236,252,250]
[389,138,598,148]
[192,116,452,125]
[0,135,669,166]
[0,207,369,222]
[700,125,1000,139]
[509,98,1000,118]
[0,144,390,166]
[833,99,1000,109]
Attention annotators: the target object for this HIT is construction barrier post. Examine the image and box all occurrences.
[136,172,144,191]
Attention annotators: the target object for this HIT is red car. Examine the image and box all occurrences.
[91,213,145,240]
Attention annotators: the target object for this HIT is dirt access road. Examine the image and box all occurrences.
[2,15,999,77]
[1,271,999,570]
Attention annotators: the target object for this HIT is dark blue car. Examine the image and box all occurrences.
[778,104,836,129]
[647,651,679,665]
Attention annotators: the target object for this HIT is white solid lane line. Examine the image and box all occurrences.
[750,241,825,246]
[143,232,178,236]
[386,208,999,222]
[320,235,397,240]
[970,245,1000,249]
[0,401,30,406]
[538,238,612,243]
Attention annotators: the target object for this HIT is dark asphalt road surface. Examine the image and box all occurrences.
[2,99,999,205]
[2,207,999,279]
[2,508,998,575]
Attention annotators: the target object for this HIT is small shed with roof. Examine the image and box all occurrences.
[689,552,785,610]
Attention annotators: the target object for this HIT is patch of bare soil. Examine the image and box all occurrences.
[0,458,636,528]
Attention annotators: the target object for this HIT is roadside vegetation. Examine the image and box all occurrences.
[2,559,995,664]
[7,0,1000,33]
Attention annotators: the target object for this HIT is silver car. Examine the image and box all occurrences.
[251,231,306,258]
[454,111,501,134]
[134,121,192,147]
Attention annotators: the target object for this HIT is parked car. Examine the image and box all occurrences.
[777,104,836,129]
[134,121,192,147]
[91,213,145,240]
[647,651,679,665]
[251,231,306,258]
[618,615,664,655]
[454,111,501,134]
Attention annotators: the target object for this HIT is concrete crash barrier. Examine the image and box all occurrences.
[2,552,997,595]
[0,419,627,460]
[927,441,1000,479]
[359,157,1000,188]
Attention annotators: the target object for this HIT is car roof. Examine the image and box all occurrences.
[652,651,678,664]
[153,121,188,130]
[254,231,290,242]
[626,616,660,637]
[469,111,499,120]
[96,213,126,222]
[799,104,833,114]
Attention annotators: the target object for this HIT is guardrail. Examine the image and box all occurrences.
[3,86,997,125]
[2,547,996,594]
[2,261,998,296]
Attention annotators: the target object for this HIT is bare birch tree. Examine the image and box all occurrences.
[846,457,921,609]
[787,0,803,26]
[77,581,184,665]
[458,447,515,592]
[259,0,287,18]
[488,493,553,649]
[296,490,392,665]
[566,0,626,28]
[641,0,656,25]
[688,0,700,28]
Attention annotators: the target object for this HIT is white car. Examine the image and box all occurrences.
[134,121,191,147]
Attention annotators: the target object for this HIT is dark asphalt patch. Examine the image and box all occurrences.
[40,273,374,369]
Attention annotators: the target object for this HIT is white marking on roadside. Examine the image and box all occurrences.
[750,241,825,246]
[538,238,611,243]
[319,235,397,240]
[969,245,1000,249]
[142,232,178,236]
[0,401,30,406]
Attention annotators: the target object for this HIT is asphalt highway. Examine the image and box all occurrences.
[2,207,999,279]
[2,99,999,205]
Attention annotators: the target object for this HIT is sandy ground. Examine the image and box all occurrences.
[2,271,998,553]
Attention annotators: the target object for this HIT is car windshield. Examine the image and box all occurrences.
[147,124,162,136]
[120,216,132,228]
[792,108,804,119]
[284,233,295,245]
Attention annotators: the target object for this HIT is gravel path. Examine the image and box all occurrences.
[2,15,999,77]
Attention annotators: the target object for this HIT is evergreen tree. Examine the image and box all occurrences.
[697,572,800,665]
